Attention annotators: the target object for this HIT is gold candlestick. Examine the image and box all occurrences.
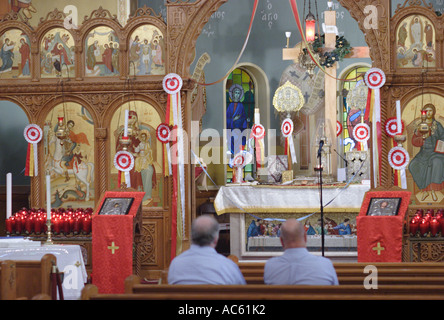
[45,219,54,245]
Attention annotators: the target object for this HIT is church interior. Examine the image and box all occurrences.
[1,0,444,301]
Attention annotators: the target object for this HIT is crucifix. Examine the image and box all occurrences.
[283,8,369,179]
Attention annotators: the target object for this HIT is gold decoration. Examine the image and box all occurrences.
[273,80,305,114]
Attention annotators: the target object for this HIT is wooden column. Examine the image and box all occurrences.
[324,10,337,179]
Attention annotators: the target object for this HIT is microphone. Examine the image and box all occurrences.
[317,140,324,158]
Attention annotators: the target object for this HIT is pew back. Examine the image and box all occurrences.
[0,254,55,299]
[83,281,444,300]
[0,260,16,300]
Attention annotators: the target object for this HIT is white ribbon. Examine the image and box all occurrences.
[289,136,297,164]
[163,73,185,235]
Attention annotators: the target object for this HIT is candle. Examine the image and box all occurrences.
[254,108,260,125]
[395,100,402,134]
[46,175,51,220]
[6,173,11,219]
[124,109,129,137]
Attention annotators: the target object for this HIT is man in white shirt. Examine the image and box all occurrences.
[264,218,338,285]
[168,215,246,285]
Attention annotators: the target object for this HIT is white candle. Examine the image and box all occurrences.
[46,175,51,220]
[254,108,260,125]
[124,109,129,137]
[6,173,12,219]
[396,100,402,134]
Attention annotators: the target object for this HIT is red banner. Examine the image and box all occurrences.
[92,215,134,293]
[92,191,144,294]
[356,190,411,262]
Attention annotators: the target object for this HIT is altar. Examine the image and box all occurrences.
[0,241,87,300]
[215,183,369,261]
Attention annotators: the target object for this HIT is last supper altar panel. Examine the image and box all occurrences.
[215,184,370,261]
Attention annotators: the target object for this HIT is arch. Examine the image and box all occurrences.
[108,98,165,207]
[0,100,31,185]
[43,100,96,208]
[223,63,270,182]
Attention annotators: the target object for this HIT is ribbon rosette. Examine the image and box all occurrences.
[24,124,43,176]
[114,151,134,188]
[156,123,172,175]
[365,67,386,186]
[385,117,404,138]
[388,146,409,189]
[251,124,265,167]
[281,118,297,164]
[163,73,185,259]
[336,120,343,137]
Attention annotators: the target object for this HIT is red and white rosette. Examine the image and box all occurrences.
[251,124,265,140]
[24,124,43,176]
[156,123,171,143]
[281,118,297,164]
[251,124,265,167]
[233,152,246,168]
[388,146,409,189]
[364,68,386,90]
[336,120,343,137]
[388,146,409,171]
[385,117,404,137]
[163,73,185,255]
[353,123,370,143]
[232,152,246,183]
[365,67,385,187]
[114,151,134,188]
[156,123,172,175]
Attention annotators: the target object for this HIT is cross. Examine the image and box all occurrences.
[283,9,369,179]
[372,242,385,255]
[107,242,119,254]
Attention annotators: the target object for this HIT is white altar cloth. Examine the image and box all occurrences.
[214,184,370,214]
[0,243,87,300]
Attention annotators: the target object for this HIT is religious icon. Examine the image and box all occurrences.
[40,28,75,78]
[396,15,435,68]
[110,101,163,207]
[408,103,444,202]
[366,198,401,216]
[0,29,32,79]
[98,197,134,215]
[44,103,95,208]
[226,84,248,156]
[85,26,120,77]
[128,24,165,76]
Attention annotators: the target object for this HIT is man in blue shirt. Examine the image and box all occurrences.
[264,219,338,285]
[168,215,246,285]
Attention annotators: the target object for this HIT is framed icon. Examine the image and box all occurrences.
[366,197,402,216]
[98,197,134,215]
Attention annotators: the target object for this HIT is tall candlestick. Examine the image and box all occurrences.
[6,173,11,219]
[46,175,51,220]
[124,109,129,137]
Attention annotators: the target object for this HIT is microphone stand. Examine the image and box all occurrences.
[316,147,325,257]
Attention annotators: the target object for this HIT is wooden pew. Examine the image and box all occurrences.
[233,260,444,285]
[0,254,56,300]
[82,278,444,300]
[0,260,16,300]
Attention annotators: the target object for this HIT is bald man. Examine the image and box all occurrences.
[168,215,246,285]
[264,219,338,285]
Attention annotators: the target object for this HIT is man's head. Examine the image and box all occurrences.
[280,219,306,249]
[191,215,220,248]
